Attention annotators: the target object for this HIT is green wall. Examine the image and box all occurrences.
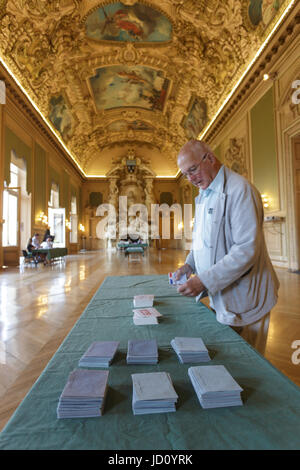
[63,170,70,213]
[250,86,279,210]
[34,143,46,217]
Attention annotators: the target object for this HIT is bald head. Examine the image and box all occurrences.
[178,140,215,163]
[177,139,221,190]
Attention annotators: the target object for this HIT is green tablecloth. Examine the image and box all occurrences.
[117,242,148,249]
[125,247,144,255]
[0,274,300,450]
[32,247,67,260]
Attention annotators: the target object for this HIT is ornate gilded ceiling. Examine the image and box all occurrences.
[0,0,293,177]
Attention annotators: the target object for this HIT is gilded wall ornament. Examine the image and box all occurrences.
[0,0,289,176]
[224,138,248,178]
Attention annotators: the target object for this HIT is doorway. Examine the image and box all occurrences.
[48,207,66,248]
[2,157,31,266]
[2,187,20,265]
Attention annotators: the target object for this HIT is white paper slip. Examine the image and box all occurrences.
[81,341,119,358]
[172,337,208,352]
[133,315,158,325]
[188,365,243,409]
[57,369,109,418]
[168,272,187,286]
[132,307,162,318]
[78,341,119,368]
[133,307,161,326]
[132,372,178,402]
[188,365,243,395]
[133,295,154,308]
[132,372,178,415]
[128,339,158,357]
[171,337,211,363]
[127,339,158,364]
[60,369,109,399]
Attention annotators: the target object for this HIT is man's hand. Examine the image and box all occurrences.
[177,276,206,297]
[174,263,193,281]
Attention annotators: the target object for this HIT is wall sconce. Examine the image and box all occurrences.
[66,219,71,230]
[178,222,183,230]
[79,223,85,232]
[261,194,271,209]
[190,218,194,228]
[37,211,48,225]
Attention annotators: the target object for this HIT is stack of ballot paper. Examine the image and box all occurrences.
[132,307,162,325]
[78,341,119,367]
[131,372,178,415]
[168,271,187,286]
[127,339,158,364]
[188,365,243,409]
[57,369,109,418]
[133,295,154,308]
[171,337,211,363]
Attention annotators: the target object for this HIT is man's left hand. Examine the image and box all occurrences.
[177,276,206,297]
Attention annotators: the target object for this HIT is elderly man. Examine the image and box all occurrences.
[175,139,279,355]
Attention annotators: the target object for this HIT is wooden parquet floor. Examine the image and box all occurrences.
[0,248,299,431]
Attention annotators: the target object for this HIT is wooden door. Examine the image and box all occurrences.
[2,187,20,266]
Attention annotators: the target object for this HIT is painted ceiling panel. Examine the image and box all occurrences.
[0,0,294,177]
[89,65,169,111]
[85,2,172,42]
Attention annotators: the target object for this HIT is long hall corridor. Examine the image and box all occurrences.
[0,248,299,431]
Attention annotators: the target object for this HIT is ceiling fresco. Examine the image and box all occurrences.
[85,2,172,42]
[107,120,154,132]
[89,65,169,111]
[0,0,294,177]
[49,94,75,141]
[248,0,285,27]
[181,95,208,140]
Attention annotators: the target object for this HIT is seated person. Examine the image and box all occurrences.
[26,237,39,263]
[32,233,41,249]
[42,228,54,242]
[129,235,141,244]
[27,238,35,252]
[31,233,49,263]
[41,237,53,249]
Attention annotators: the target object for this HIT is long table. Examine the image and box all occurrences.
[117,242,148,250]
[1,274,300,450]
[32,247,68,262]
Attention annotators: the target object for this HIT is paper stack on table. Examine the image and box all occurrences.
[168,272,187,286]
[188,365,243,409]
[57,369,109,418]
[131,372,178,415]
[127,339,158,364]
[171,337,211,363]
[78,341,119,367]
[133,295,154,308]
[132,307,162,325]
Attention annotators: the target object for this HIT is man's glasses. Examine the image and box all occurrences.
[183,153,208,178]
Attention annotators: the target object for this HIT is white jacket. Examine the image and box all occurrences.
[186,166,279,326]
